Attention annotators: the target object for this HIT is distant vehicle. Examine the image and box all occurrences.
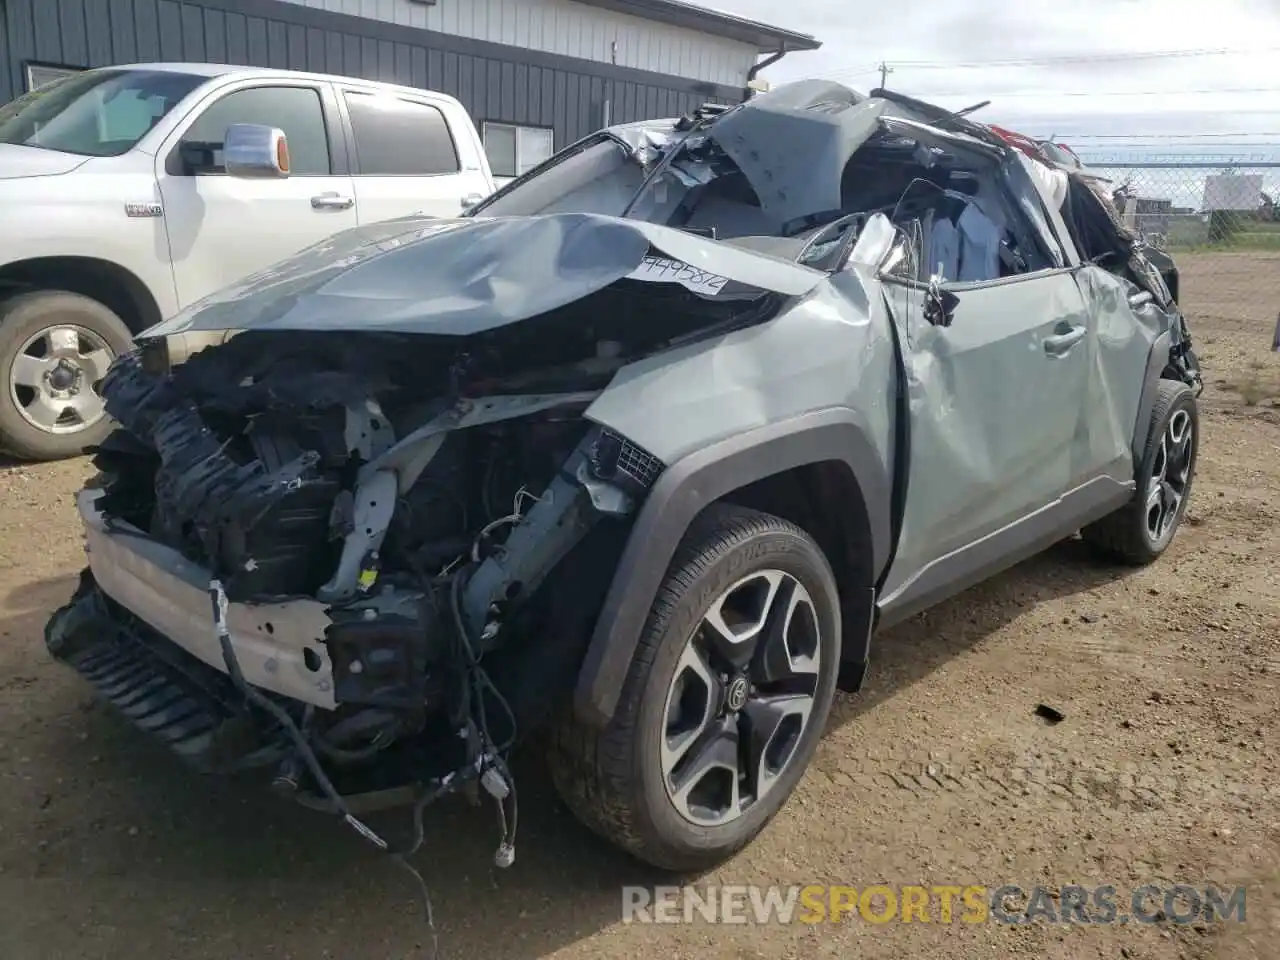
[1038,140,1086,169]
[986,125,1091,172]
[0,63,495,461]
[48,80,1203,874]
[987,124,1053,163]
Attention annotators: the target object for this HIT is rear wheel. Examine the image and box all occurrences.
[549,504,842,872]
[0,291,132,461]
[1082,379,1199,564]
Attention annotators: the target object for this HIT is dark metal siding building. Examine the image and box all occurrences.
[0,0,819,163]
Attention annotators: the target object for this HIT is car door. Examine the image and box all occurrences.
[156,80,357,310]
[338,87,492,223]
[876,266,1106,619]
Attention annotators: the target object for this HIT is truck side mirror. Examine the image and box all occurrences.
[224,123,291,179]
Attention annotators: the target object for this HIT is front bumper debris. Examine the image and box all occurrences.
[45,573,286,774]
[76,486,338,708]
[46,573,461,814]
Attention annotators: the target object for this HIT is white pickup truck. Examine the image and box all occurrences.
[0,63,496,460]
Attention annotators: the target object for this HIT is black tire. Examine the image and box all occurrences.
[0,290,133,461]
[548,503,842,873]
[1082,379,1199,565]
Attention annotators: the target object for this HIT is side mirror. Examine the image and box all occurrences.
[224,123,290,179]
[924,280,960,327]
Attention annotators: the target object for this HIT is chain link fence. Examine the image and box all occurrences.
[1077,156,1279,339]
[1073,153,1280,409]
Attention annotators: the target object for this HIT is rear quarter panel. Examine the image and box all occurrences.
[1074,264,1169,475]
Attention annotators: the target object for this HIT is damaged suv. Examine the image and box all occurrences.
[45,81,1202,873]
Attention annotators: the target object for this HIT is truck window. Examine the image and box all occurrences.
[0,69,203,157]
[343,92,460,176]
[181,86,331,176]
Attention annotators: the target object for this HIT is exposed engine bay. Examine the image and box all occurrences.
[55,274,792,864]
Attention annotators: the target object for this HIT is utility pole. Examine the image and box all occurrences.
[878,61,893,89]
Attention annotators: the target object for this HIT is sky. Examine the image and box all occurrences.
[710,0,1280,154]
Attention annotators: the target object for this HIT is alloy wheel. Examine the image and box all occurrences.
[660,569,822,827]
[1146,407,1194,547]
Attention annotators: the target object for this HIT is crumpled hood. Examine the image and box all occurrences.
[0,143,90,179]
[141,212,826,339]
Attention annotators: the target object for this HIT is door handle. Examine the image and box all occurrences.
[311,192,354,210]
[1129,291,1154,309]
[460,192,485,210]
[1043,326,1087,356]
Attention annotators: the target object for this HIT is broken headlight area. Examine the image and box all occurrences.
[56,324,671,862]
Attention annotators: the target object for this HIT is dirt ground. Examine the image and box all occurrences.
[0,253,1277,960]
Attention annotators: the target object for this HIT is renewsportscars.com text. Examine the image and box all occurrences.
[621,883,1247,925]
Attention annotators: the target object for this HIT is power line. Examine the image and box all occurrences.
[1074,150,1280,155]
[1056,132,1280,140]
[816,66,888,84]
[817,65,1280,92]
[911,86,1280,99]
[1078,146,1280,151]
[1074,143,1280,148]
[885,45,1280,69]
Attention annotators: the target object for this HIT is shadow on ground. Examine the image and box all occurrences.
[0,453,31,471]
[832,536,1136,726]
[0,540,1138,958]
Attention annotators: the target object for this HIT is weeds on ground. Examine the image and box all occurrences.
[1226,359,1280,408]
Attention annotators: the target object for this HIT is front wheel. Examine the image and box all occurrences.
[0,291,133,461]
[549,504,842,872]
[1082,379,1200,565]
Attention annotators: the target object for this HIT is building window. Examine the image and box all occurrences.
[483,122,554,178]
[25,63,83,92]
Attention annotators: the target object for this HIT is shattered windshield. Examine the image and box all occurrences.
[473,129,771,241]
[624,133,770,239]
[472,84,887,244]
[470,137,647,218]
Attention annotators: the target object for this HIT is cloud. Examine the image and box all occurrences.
[717,0,1280,143]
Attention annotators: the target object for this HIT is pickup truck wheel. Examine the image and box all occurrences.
[1082,379,1200,565]
[0,291,132,461]
[548,504,841,872]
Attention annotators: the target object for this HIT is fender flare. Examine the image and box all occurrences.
[572,407,892,727]
[1132,330,1173,461]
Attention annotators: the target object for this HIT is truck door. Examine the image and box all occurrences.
[156,80,357,310]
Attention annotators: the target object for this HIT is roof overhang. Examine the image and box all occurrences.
[572,0,821,53]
